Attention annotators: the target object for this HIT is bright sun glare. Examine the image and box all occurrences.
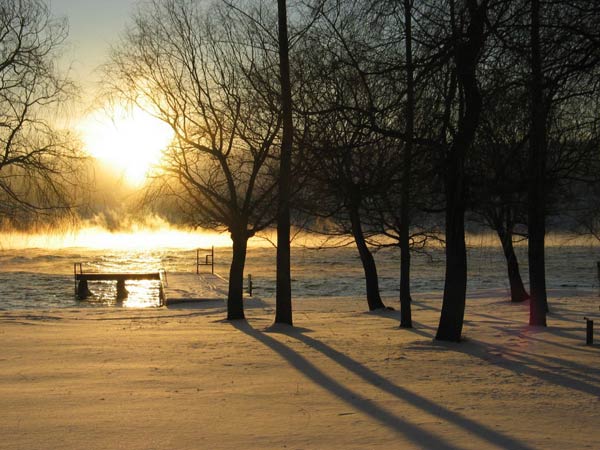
[79,104,174,186]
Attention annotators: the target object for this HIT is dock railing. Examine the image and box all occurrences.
[159,268,168,287]
[196,246,214,274]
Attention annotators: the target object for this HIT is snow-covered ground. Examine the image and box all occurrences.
[1,292,598,449]
[163,272,229,304]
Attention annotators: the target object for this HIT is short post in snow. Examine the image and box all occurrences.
[247,274,253,297]
[597,261,600,296]
[584,317,594,345]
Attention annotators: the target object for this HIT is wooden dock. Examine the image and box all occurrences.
[74,263,166,301]
[162,273,228,305]
[73,262,227,305]
[75,272,161,281]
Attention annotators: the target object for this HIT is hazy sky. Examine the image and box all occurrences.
[49,0,140,92]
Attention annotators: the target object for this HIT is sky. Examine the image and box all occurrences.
[45,1,177,190]
[49,0,140,93]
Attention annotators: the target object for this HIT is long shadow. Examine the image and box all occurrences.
[439,304,597,354]
[403,326,434,339]
[421,310,593,352]
[459,338,600,398]
[468,309,582,330]
[411,299,439,312]
[541,324,592,342]
[417,316,597,355]
[544,309,582,325]
[288,331,534,450]
[231,321,461,450]
[509,348,600,384]
[485,319,598,352]
[412,320,600,394]
[365,310,434,339]
[507,330,598,354]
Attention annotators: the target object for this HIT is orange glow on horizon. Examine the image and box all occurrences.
[0,226,233,250]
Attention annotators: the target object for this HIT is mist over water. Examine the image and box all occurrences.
[0,228,598,310]
[0,223,233,251]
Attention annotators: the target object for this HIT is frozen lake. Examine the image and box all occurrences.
[0,241,599,309]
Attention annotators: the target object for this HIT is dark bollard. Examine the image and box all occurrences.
[77,279,91,300]
[584,317,593,345]
[247,274,253,297]
[116,279,128,300]
[597,262,600,296]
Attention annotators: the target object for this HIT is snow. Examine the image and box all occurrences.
[163,272,229,304]
[1,293,599,449]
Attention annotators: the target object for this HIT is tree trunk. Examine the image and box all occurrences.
[437,164,468,342]
[348,202,386,311]
[436,0,486,342]
[399,0,414,328]
[276,0,293,325]
[227,232,248,321]
[497,226,530,303]
[528,0,548,326]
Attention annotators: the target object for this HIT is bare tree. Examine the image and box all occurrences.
[276,0,294,325]
[297,107,392,311]
[520,0,600,325]
[527,0,548,326]
[399,0,416,327]
[432,0,488,342]
[469,57,531,304]
[105,0,281,320]
[0,0,82,228]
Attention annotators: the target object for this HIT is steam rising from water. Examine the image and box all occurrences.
[0,219,232,250]
[0,211,598,251]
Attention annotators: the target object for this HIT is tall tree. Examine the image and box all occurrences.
[524,0,600,324]
[291,15,390,311]
[435,0,488,342]
[106,0,281,320]
[297,112,391,311]
[527,0,548,326]
[399,0,415,327]
[468,0,600,309]
[470,70,531,304]
[304,0,440,317]
[276,0,294,325]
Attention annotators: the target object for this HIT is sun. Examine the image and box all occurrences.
[79,104,174,186]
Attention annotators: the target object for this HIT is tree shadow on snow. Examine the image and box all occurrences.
[231,321,534,450]
[454,337,600,398]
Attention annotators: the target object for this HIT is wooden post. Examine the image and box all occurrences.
[585,317,593,345]
[159,283,165,306]
[74,263,83,296]
[248,274,253,297]
[116,279,128,300]
[597,261,600,296]
[77,279,90,300]
[211,246,214,274]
